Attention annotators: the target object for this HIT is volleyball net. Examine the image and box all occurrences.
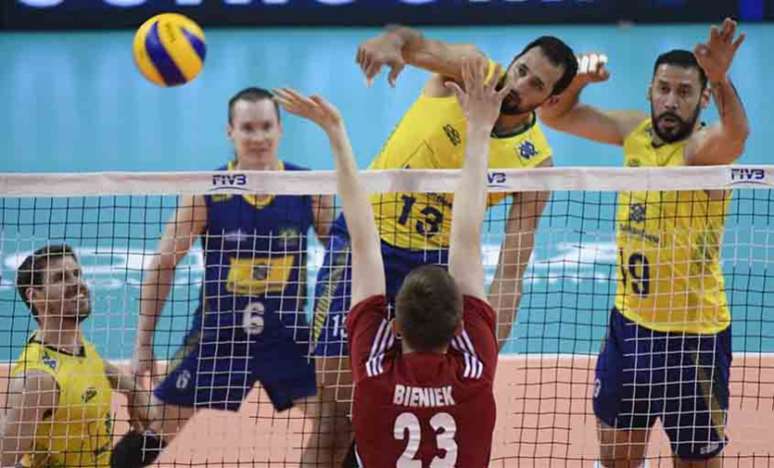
[1,166,772,466]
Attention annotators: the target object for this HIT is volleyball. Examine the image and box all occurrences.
[133,13,206,87]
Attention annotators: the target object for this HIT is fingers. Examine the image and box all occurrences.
[732,32,746,52]
[365,62,382,84]
[387,62,405,87]
[484,63,501,93]
[274,87,319,114]
[721,17,736,41]
[709,25,721,44]
[444,80,464,101]
[578,53,608,75]
[457,56,489,93]
[310,95,338,118]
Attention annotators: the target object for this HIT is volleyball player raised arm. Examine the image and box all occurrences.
[539,18,747,164]
[356,25,484,88]
[274,88,385,304]
[277,58,509,467]
[445,61,511,300]
[539,18,748,467]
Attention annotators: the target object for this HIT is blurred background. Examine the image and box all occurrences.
[0,0,771,173]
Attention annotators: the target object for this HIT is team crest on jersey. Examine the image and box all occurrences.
[253,264,270,280]
[41,352,57,370]
[627,159,642,167]
[629,203,646,223]
[518,141,538,160]
[278,228,301,248]
[81,387,98,403]
[443,124,461,146]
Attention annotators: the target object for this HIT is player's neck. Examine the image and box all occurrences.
[235,157,281,171]
[401,342,449,355]
[493,112,533,137]
[35,322,83,354]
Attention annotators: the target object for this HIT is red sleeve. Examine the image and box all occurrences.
[450,295,498,381]
[345,295,396,382]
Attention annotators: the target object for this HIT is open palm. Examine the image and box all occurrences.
[694,17,745,83]
[274,88,343,133]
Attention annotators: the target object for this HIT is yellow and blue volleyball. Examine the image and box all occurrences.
[133,13,206,87]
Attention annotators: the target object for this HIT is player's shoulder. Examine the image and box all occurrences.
[462,295,495,319]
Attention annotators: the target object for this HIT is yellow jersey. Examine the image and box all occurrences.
[11,336,113,467]
[615,119,731,334]
[369,62,552,250]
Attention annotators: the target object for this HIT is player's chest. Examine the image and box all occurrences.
[53,362,112,424]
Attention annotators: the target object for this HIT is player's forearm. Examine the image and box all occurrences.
[0,414,35,465]
[104,361,142,394]
[488,234,533,347]
[326,125,380,253]
[136,263,173,347]
[711,78,749,148]
[451,128,489,241]
[386,25,475,79]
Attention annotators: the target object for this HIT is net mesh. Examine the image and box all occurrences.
[0,166,772,467]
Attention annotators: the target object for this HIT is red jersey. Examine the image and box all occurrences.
[347,295,498,468]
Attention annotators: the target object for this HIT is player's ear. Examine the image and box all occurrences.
[226,122,234,140]
[26,286,38,304]
[453,319,464,337]
[26,287,41,315]
[700,86,711,109]
[390,318,402,338]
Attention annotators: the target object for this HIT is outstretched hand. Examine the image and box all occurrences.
[444,58,510,132]
[356,33,406,87]
[694,17,745,83]
[274,88,343,134]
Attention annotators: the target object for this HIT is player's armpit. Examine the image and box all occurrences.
[0,371,59,466]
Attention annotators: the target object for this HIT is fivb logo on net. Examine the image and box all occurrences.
[729,167,771,186]
[211,173,249,192]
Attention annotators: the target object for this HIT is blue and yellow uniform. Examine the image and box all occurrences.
[594,119,732,459]
[154,161,317,412]
[11,336,113,467]
[312,62,552,356]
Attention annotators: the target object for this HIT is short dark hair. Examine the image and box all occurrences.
[16,244,78,318]
[395,265,462,352]
[517,36,578,96]
[653,49,708,90]
[227,87,280,124]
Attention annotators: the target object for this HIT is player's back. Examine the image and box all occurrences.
[348,295,498,467]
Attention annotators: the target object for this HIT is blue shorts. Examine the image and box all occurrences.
[594,307,732,460]
[310,217,448,356]
[154,318,317,412]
